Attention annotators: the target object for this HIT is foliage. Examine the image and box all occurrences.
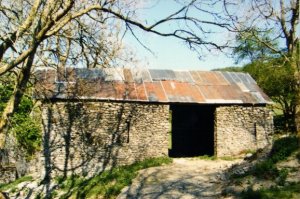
[241,187,265,199]
[243,58,296,114]
[277,168,289,186]
[0,176,33,191]
[296,152,300,162]
[196,155,217,160]
[11,114,41,157]
[233,30,279,63]
[231,136,298,181]
[212,67,244,72]
[269,136,299,164]
[270,136,298,162]
[0,76,41,158]
[55,157,172,199]
[0,74,14,112]
[252,136,298,179]
[227,0,299,134]
[252,160,279,180]
[241,182,300,199]
[273,115,294,134]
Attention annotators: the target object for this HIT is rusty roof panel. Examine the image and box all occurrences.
[213,72,230,85]
[93,82,135,99]
[190,71,202,83]
[135,83,148,101]
[240,92,257,104]
[197,71,218,85]
[222,84,242,100]
[215,85,236,100]
[197,85,222,100]
[95,82,117,98]
[144,82,167,102]
[112,82,136,100]
[34,68,271,104]
[161,81,205,102]
[191,71,229,86]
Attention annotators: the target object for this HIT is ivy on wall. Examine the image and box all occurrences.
[0,75,41,159]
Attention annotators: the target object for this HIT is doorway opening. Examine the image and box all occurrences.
[169,104,215,157]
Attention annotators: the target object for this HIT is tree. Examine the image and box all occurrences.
[230,26,297,132]
[0,0,236,149]
[244,59,297,131]
[233,30,279,63]
[220,0,299,136]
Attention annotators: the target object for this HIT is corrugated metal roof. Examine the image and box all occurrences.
[34,67,272,104]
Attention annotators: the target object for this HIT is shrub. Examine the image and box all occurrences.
[0,76,42,158]
[277,168,288,186]
[241,188,264,199]
[270,136,298,163]
[273,114,295,133]
[241,182,300,199]
[251,136,298,180]
[12,115,41,157]
[9,96,42,158]
[253,160,278,179]
[296,152,300,162]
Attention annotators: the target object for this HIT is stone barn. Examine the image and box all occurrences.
[34,67,273,177]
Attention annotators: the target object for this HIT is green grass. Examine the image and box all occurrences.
[0,176,33,191]
[219,156,239,161]
[230,135,300,198]
[231,136,299,181]
[241,182,300,199]
[57,157,172,199]
[195,155,238,161]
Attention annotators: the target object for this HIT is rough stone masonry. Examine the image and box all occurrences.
[40,101,170,177]
[215,106,273,156]
[38,99,273,178]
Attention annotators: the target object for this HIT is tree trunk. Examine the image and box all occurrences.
[295,91,300,144]
[0,48,36,149]
[295,45,300,144]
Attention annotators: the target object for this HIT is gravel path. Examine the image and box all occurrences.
[117,158,242,199]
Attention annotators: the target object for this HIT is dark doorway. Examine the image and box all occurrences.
[169,104,215,157]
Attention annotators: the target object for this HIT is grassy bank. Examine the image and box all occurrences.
[55,157,172,199]
[0,157,172,199]
[227,135,300,199]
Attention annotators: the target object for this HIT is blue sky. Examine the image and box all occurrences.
[124,0,238,71]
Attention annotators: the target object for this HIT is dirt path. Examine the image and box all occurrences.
[117,158,242,199]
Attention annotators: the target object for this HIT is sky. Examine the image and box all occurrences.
[123,0,238,71]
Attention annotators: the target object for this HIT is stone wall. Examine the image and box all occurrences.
[40,101,170,178]
[0,166,16,183]
[215,106,273,157]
